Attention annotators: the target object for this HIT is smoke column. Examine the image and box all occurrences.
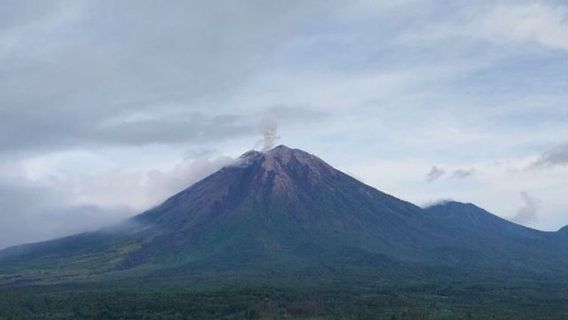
[259,119,279,151]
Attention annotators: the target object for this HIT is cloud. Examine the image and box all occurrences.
[70,155,234,210]
[0,178,130,249]
[532,143,568,168]
[0,1,337,153]
[426,166,476,182]
[451,168,476,179]
[476,3,568,52]
[399,2,568,58]
[511,191,540,226]
[426,166,445,182]
[422,198,454,208]
[0,153,233,249]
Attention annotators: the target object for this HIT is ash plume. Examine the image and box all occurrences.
[259,119,280,151]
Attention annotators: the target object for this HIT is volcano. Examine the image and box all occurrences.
[1,145,567,285]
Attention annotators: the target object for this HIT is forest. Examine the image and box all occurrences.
[1,278,567,319]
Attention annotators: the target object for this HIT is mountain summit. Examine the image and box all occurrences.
[1,145,567,285]
[125,145,435,271]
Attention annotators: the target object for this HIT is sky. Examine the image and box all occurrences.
[0,0,567,248]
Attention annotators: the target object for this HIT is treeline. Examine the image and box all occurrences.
[0,283,566,320]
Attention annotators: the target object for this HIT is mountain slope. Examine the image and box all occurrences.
[1,146,567,285]
[114,146,446,271]
[424,201,551,243]
[425,201,568,273]
[556,225,568,242]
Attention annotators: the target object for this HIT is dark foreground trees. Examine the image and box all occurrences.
[1,280,567,320]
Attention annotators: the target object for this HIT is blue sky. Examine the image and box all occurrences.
[0,0,567,248]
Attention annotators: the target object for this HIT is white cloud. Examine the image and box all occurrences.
[511,191,541,225]
[477,3,568,51]
[403,2,568,52]
[69,155,233,210]
[0,150,233,248]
